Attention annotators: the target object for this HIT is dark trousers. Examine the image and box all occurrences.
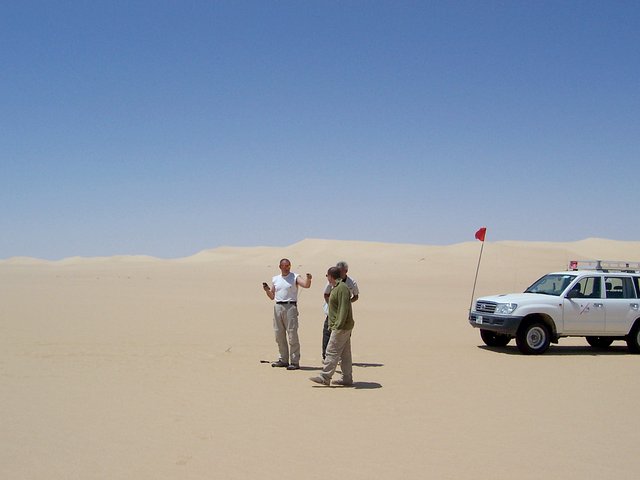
[322,316,331,359]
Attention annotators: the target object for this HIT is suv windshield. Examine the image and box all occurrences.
[525,274,576,296]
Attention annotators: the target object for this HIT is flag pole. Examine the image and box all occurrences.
[469,227,487,313]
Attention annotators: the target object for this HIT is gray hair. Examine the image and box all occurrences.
[336,261,349,270]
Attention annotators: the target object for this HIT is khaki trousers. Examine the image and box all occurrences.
[273,304,300,365]
[320,329,352,382]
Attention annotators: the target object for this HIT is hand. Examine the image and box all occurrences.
[262,282,270,291]
[306,273,312,280]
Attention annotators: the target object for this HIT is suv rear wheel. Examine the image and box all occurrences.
[516,322,551,355]
[480,329,511,347]
[626,323,640,353]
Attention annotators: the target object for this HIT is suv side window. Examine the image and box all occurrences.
[634,277,640,297]
[605,276,637,299]
[572,276,601,298]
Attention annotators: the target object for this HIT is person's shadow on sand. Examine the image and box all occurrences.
[263,361,383,387]
[351,381,382,389]
[310,381,382,389]
[300,362,384,371]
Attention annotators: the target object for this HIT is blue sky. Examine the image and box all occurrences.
[2,1,639,259]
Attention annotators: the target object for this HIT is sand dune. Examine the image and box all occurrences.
[2,238,640,479]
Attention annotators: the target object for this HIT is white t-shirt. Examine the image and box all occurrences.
[273,272,299,302]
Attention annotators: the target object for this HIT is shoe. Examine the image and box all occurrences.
[271,360,289,368]
[309,376,330,386]
[286,364,300,370]
[332,378,353,387]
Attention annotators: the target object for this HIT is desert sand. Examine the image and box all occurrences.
[2,238,640,479]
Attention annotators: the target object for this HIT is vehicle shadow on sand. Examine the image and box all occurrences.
[478,344,632,356]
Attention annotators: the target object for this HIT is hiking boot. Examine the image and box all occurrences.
[271,360,289,368]
[309,375,330,386]
[332,378,353,387]
[286,364,300,370]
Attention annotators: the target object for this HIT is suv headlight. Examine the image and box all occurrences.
[495,303,518,315]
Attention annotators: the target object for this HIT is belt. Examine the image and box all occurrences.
[276,301,297,305]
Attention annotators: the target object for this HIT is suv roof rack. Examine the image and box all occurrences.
[568,260,640,273]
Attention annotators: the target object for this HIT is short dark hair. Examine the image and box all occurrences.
[327,266,341,279]
[279,258,291,266]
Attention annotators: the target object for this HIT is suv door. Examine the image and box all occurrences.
[603,276,640,334]
[563,276,605,334]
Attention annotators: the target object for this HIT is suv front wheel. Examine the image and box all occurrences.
[516,322,551,355]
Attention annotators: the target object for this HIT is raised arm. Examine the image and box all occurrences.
[297,273,313,289]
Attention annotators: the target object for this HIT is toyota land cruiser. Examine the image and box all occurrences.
[469,260,640,354]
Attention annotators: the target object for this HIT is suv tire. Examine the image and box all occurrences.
[626,323,640,353]
[480,329,511,347]
[516,322,551,355]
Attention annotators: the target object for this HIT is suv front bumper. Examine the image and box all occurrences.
[468,312,523,335]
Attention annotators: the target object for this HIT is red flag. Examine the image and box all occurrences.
[475,227,487,242]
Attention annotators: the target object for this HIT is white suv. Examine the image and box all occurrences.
[469,261,640,354]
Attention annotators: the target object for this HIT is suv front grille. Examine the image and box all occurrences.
[476,301,497,314]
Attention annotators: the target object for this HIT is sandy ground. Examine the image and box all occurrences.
[2,238,640,479]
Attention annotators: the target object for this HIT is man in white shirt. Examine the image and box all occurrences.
[263,258,312,370]
[322,260,359,359]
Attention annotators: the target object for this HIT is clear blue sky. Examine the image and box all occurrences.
[2,1,639,259]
